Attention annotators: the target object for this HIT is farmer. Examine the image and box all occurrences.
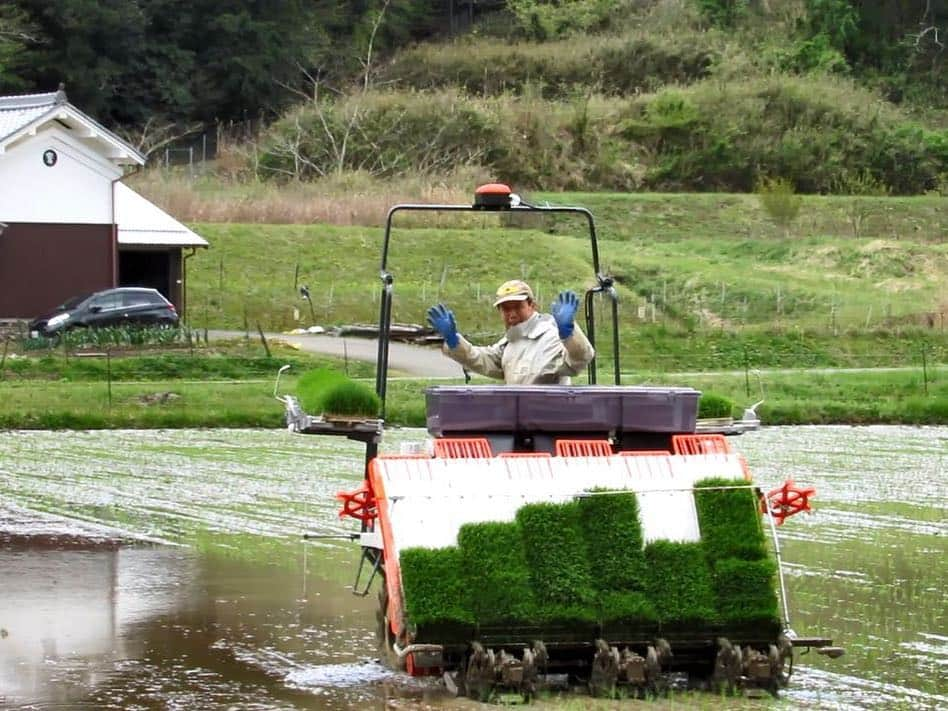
[426,279,594,385]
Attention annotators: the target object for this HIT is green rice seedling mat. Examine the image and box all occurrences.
[399,484,781,642]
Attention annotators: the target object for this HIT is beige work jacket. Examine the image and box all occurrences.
[444,312,595,385]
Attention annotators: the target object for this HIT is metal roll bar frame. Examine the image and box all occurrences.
[374,189,621,421]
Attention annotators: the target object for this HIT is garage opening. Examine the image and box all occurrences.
[119,250,177,305]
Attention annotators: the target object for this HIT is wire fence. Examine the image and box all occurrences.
[184,269,948,341]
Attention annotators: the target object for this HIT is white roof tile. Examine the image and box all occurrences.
[0,92,58,143]
[0,90,144,164]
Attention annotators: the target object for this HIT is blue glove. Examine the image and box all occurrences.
[427,303,459,349]
[551,290,579,339]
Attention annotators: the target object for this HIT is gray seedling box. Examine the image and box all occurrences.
[426,385,699,436]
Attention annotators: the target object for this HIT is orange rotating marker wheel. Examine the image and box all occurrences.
[336,481,378,524]
[762,480,817,525]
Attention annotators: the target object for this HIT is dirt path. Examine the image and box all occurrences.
[208,329,463,378]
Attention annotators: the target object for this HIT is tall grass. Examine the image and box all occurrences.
[1,347,376,381]
[377,31,716,98]
[128,169,483,226]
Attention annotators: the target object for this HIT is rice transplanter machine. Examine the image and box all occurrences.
[282,184,843,700]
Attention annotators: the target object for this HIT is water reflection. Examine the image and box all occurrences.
[733,426,948,710]
[0,544,424,709]
[0,547,196,707]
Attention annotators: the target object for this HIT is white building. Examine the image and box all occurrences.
[0,88,207,318]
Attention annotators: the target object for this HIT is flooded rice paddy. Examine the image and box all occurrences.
[0,425,945,710]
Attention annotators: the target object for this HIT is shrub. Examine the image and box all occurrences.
[757,177,803,236]
[622,75,947,194]
[457,521,537,625]
[254,75,946,193]
[507,0,636,39]
[400,547,473,629]
[258,89,502,181]
[694,477,767,564]
[781,33,850,74]
[296,367,380,416]
[696,0,748,29]
[25,325,193,351]
[377,34,714,97]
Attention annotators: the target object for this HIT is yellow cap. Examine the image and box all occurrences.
[493,279,534,307]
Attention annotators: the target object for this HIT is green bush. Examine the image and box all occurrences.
[757,177,803,235]
[621,76,948,194]
[517,502,597,622]
[24,325,192,351]
[694,477,767,564]
[377,35,714,98]
[643,541,718,625]
[296,367,380,416]
[255,75,946,193]
[507,0,636,39]
[259,90,502,181]
[696,0,749,28]
[457,521,537,625]
[698,393,735,419]
[400,547,473,628]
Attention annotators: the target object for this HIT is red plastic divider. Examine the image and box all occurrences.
[432,437,493,458]
[620,450,672,456]
[554,439,613,457]
[497,452,552,458]
[671,434,731,455]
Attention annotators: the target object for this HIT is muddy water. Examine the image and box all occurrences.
[735,426,948,710]
[0,426,945,709]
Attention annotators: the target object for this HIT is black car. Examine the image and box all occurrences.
[29,287,179,336]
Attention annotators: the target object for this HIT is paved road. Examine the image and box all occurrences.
[660,365,945,377]
[208,330,463,378]
[210,330,944,380]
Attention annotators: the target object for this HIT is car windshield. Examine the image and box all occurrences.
[58,294,90,310]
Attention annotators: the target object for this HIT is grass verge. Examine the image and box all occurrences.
[1,365,943,429]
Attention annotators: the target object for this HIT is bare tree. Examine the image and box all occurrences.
[271,0,393,179]
[912,0,945,52]
[117,117,203,159]
[0,5,41,44]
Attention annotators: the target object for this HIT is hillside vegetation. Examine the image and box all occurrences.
[6,1,946,193]
[243,1,947,194]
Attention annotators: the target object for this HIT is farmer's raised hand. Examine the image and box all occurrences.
[427,303,459,349]
[551,290,579,339]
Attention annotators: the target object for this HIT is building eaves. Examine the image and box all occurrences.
[0,89,145,165]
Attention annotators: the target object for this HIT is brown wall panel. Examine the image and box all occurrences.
[0,223,114,317]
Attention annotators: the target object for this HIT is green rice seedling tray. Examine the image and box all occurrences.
[694,477,767,563]
[457,520,537,625]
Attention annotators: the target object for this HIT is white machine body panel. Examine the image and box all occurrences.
[373,453,748,559]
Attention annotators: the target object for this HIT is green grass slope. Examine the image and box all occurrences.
[185,192,947,357]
